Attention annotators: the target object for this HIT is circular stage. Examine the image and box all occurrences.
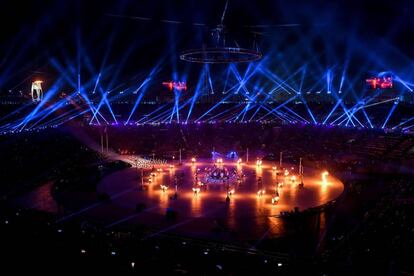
[95,159,344,241]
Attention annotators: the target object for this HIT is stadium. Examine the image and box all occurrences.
[0,0,413,274]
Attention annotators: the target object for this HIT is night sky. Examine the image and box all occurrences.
[1,0,414,92]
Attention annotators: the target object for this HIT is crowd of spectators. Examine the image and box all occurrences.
[84,121,414,173]
[321,175,414,275]
[0,127,104,199]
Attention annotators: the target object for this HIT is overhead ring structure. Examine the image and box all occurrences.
[180,47,262,64]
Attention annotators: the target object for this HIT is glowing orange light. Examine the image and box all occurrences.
[322,171,329,184]
[271,196,280,204]
[257,189,265,196]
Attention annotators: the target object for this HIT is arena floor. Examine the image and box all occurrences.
[14,159,344,244]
